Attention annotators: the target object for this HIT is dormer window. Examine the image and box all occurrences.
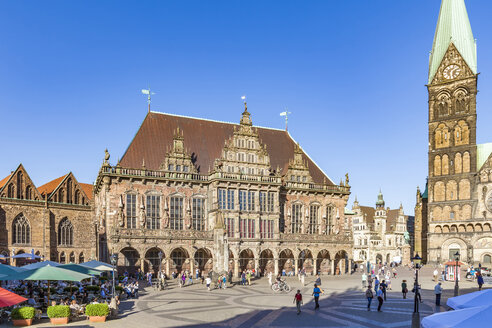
[168,164,174,171]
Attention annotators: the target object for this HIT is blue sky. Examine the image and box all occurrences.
[1,0,492,214]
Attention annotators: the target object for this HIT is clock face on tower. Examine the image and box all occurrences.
[443,64,461,80]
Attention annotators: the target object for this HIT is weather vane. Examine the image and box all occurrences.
[280,108,292,131]
[141,88,156,112]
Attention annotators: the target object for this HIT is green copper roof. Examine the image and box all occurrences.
[429,0,477,83]
[477,143,492,170]
[422,184,428,199]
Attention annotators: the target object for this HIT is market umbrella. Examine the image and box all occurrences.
[11,253,40,259]
[0,265,92,303]
[0,287,27,307]
[447,289,492,309]
[80,260,113,272]
[60,264,103,275]
[0,263,25,276]
[21,261,60,270]
[421,305,492,328]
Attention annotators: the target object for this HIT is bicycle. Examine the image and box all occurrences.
[272,280,291,293]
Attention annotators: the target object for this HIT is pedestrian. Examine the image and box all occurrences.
[376,288,384,312]
[413,283,422,303]
[268,271,273,286]
[241,271,246,286]
[315,274,321,286]
[228,270,233,285]
[362,272,367,289]
[301,271,305,286]
[188,274,193,285]
[196,268,200,279]
[367,275,373,288]
[293,290,303,315]
[433,268,439,282]
[366,286,373,311]
[246,271,251,286]
[205,276,211,291]
[477,272,484,291]
[312,284,323,310]
[374,277,380,291]
[434,282,442,306]
[222,275,227,289]
[380,280,387,301]
[392,267,396,279]
[401,280,408,299]
[181,272,186,287]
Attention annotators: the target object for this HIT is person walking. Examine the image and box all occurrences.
[312,284,323,310]
[293,290,303,315]
[205,277,211,291]
[362,273,367,289]
[376,288,384,312]
[374,277,380,291]
[246,271,252,286]
[366,286,373,311]
[380,280,388,301]
[222,275,227,289]
[477,272,484,291]
[401,280,408,299]
[315,274,321,286]
[241,271,246,286]
[433,269,439,282]
[434,282,442,306]
[268,271,273,286]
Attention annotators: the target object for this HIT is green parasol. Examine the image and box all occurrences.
[59,264,103,276]
[0,263,25,276]
[0,264,92,303]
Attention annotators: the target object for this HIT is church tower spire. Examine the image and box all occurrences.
[429,0,476,83]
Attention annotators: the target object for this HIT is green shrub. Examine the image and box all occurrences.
[42,287,56,294]
[85,285,100,292]
[85,304,109,317]
[63,286,76,293]
[47,305,70,318]
[115,285,123,293]
[11,307,35,320]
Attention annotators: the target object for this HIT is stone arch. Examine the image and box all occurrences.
[455,153,463,174]
[432,206,443,221]
[483,254,492,264]
[450,225,458,233]
[475,224,483,232]
[435,123,450,149]
[194,248,213,275]
[375,253,383,264]
[298,249,314,275]
[441,238,467,262]
[170,247,190,273]
[442,154,449,175]
[459,179,471,200]
[239,249,255,272]
[316,249,331,275]
[484,223,491,232]
[466,224,474,232]
[458,224,466,233]
[453,88,469,113]
[462,204,472,219]
[434,181,445,202]
[454,120,470,146]
[59,251,66,264]
[443,225,450,233]
[78,252,84,263]
[120,247,140,273]
[144,247,164,274]
[278,249,295,275]
[259,249,274,276]
[434,225,443,233]
[434,155,442,176]
[12,214,31,245]
[335,250,349,275]
[463,152,470,173]
[435,92,451,119]
[446,180,457,201]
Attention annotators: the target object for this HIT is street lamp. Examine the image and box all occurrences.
[411,253,422,313]
[454,251,460,297]
[158,251,163,289]
[110,253,118,300]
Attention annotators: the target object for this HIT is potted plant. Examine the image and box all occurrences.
[47,305,70,325]
[11,307,35,326]
[85,303,109,322]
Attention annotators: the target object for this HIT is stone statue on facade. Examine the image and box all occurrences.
[139,202,146,228]
[117,195,125,227]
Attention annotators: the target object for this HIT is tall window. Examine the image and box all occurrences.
[291,204,302,233]
[25,186,32,200]
[260,219,274,238]
[239,218,255,238]
[309,205,319,234]
[58,218,74,246]
[260,192,266,212]
[248,191,255,211]
[218,189,226,210]
[13,214,30,245]
[170,196,184,230]
[146,195,160,230]
[75,190,80,204]
[16,172,23,199]
[227,190,234,210]
[239,190,247,211]
[327,205,334,234]
[268,192,275,212]
[126,194,137,229]
[58,189,64,203]
[192,198,205,231]
[225,218,234,237]
[66,178,72,204]
[7,184,14,198]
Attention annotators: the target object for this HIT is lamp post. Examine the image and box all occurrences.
[110,253,118,300]
[158,251,163,289]
[411,253,422,313]
[454,251,460,297]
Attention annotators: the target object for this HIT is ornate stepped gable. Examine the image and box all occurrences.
[160,127,198,174]
[285,143,313,183]
[118,110,334,184]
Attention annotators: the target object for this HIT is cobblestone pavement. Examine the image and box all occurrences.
[19,266,487,328]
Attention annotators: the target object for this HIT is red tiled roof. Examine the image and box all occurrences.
[359,206,375,224]
[79,183,93,200]
[0,174,12,190]
[119,112,333,184]
[37,174,67,196]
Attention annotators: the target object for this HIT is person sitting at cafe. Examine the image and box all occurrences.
[70,299,83,315]
[27,293,37,306]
